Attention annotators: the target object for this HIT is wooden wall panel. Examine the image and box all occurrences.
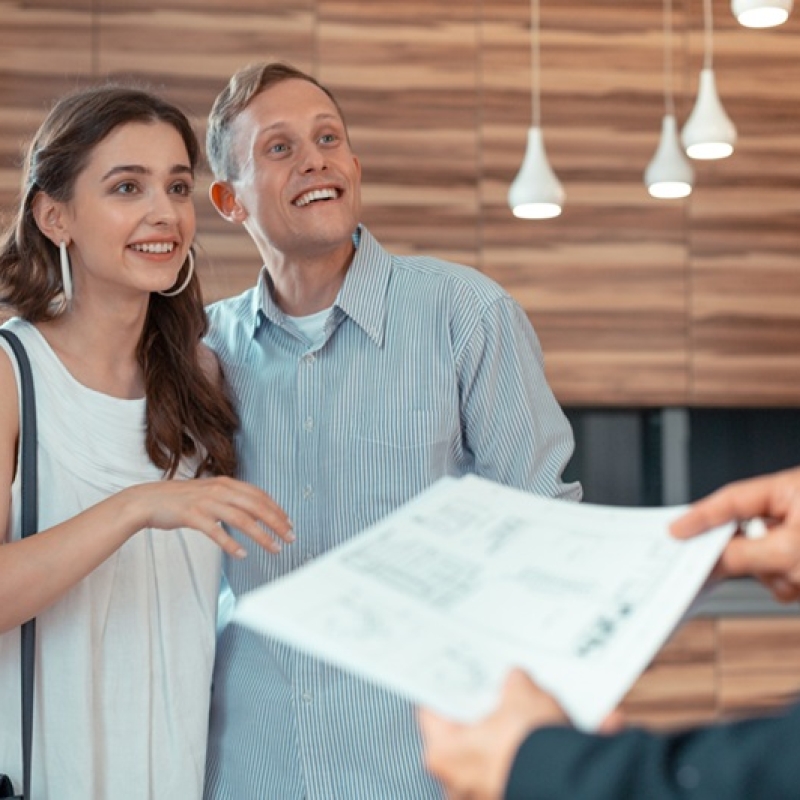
[686,2,800,406]
[1,0,800,405]
[319,1,480,265]
[717,617,800,714]
[621,616,800,731]
[480,0,691,405]
[620,619,718,728]
[0,2,93,215]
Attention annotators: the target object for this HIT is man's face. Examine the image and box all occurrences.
[226,78,362,262]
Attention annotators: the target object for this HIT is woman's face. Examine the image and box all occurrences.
[59,119,196,300]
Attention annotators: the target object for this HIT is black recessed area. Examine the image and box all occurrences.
[563,407,800,507]
[562,406,800,616]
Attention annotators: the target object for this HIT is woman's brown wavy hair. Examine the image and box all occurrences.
[0,84,238,478]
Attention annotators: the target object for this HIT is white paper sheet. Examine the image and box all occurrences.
[232,474,734,730]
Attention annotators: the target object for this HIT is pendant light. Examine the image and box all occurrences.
[681,0,737,160]
[645,0,694,199]
[508,0,564,219]
[732,0,793,28]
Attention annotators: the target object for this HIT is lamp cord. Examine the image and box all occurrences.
[663,0,675,117]
[703,0,714,69]
[531,0,541,128]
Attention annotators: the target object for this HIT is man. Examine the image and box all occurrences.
[419,467,800,799]
[202,61,580,798]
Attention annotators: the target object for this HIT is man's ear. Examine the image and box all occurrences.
[209,181,247,224]
[31,191,69,246]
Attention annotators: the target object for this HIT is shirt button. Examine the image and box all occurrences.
[303,353,316,365]
[303,485,314,500]
[301,691,313,704]
[303,416,314,432]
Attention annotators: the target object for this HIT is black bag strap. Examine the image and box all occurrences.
[0,329,38,800]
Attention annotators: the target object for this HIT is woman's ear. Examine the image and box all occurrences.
[31,191,69,246]
[209,181,248,224]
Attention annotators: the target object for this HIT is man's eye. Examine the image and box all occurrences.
[170,181,194,196]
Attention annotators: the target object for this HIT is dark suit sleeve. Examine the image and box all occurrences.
[505,701,800,800]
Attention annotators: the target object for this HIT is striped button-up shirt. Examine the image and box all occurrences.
[203,225,581,800]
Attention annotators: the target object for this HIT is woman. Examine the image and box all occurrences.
[0,85,293,799]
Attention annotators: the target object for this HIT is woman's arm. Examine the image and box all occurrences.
[0,348,293,633]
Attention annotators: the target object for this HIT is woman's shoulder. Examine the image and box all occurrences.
[0,322,22,529]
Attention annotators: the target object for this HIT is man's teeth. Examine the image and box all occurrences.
[131,243,175,254]
[295,188,338,207]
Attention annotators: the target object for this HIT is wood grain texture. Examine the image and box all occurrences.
[1,0,800,405]
[319,1,481,264]
[621,616,800,730]
[620,619,718,728]
[717,617,800,714]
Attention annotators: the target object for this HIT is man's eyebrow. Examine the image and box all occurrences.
[255,113,344,138]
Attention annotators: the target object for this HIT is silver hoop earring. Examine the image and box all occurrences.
[158,249,195,297]
[59,240,73,302]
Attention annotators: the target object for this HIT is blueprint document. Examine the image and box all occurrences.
[233,474,734,730]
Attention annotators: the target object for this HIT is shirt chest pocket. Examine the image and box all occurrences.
[353,408,453,450]
[344,409,456,505]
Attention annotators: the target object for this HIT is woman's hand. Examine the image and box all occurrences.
[125,476,294,558]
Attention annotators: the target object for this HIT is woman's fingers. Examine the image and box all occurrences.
[195,518,251,559]
[196,478,294,556]
[212,504,290,555]
[136,477,294,557]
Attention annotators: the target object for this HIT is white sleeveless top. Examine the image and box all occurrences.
[0,318,221,800]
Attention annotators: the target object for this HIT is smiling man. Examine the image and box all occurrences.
[202,61,581,800]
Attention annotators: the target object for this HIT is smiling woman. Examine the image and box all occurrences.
[0,85,293,800]
[35,120,197,326]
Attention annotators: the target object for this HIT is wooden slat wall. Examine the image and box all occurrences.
[481,0,692,405]
[621,616,800,730]
[690,11,800,405]
[1,0,800,407]
[320,2,481,264]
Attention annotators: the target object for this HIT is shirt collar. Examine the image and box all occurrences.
[251,266,284,335]
[249,225,390,347]
[332,225,389,348]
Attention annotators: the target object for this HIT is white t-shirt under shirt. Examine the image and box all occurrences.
[286,306,331,351]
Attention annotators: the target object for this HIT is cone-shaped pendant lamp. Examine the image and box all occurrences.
[645,0,694,199]
[732,0,792,27]
[646,116,694,198]
[509,127,564,218]
[682,0,737,159]
[508,0,564,219]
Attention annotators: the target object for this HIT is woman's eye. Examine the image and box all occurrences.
[114,181,138,194]
[320,133,337,145]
